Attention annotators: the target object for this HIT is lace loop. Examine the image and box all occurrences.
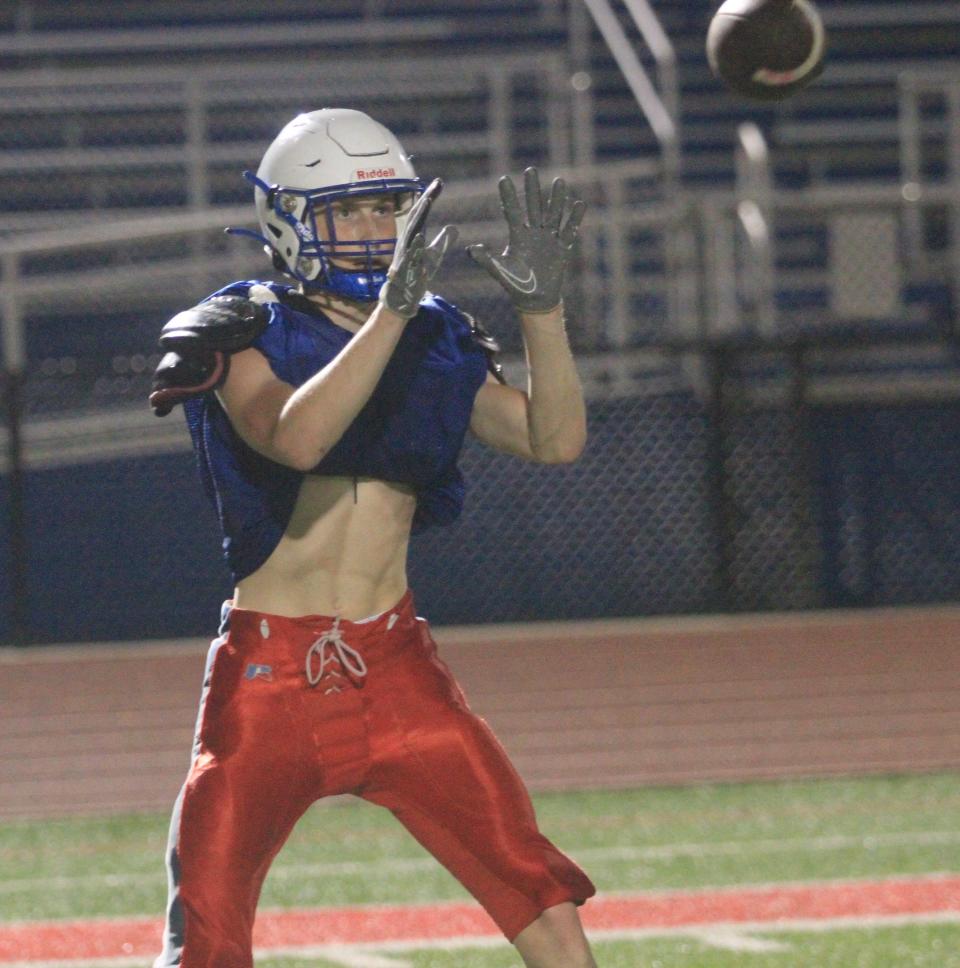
[305,617,368,688]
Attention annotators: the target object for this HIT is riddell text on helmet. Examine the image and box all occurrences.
[355,167,397,180]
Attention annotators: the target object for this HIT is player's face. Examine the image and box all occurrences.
[318,194,399,268]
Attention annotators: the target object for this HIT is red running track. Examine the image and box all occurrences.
[3,875,960,961]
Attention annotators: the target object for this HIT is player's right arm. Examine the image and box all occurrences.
[167,181,457,472]
[216,306,407,471]
[219,198,457,470]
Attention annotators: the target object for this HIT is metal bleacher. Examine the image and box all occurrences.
[576,0,960,189]
[1,0,956,217]
[0,1,573,235]
[0,52,572,228]
[0,0,957,417]
[2,0,957,187]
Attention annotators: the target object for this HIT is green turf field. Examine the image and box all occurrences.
[3,771,960,966]
[250,927,960,968]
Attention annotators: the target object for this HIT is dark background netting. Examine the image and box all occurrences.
[4,380,960,644]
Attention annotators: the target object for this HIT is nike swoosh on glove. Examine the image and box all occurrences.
[467,166,586,314]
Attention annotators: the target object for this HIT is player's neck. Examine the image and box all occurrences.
[301,289,372,334]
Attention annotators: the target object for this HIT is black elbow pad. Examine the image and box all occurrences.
[150,348,228,417]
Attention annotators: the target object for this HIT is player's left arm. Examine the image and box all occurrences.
[470,304,586,463]
[468,168,587,464]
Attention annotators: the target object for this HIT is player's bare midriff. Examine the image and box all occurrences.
[232,473,416,620]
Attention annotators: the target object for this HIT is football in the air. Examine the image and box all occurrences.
[706,0,827,102]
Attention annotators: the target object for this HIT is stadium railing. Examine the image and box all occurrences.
[0,52,575,234]
[1,165,956,476]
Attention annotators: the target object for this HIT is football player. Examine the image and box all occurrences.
[151,107,596,968]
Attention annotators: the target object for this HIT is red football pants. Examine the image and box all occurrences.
[155,592,595,967]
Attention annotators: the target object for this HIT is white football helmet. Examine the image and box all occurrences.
[236,108,423,300]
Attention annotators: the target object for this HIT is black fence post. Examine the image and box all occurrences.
[704,342,734,612]
[2,248,28,646]
[2,364,27,645]
[786,340,827,608]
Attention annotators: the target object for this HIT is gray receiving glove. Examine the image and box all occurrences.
[378,177,458,319]
[467,167,586,314]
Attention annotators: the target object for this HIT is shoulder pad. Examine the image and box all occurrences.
[159,295,269,353]
[465,312,507,384]
[150,295,268,416]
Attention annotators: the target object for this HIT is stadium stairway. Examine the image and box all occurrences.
[584,0,960,189]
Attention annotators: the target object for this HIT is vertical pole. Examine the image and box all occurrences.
[1,252,28,645]
[544,58,572,169]
[702,197,739,339]
[705,343,733,611]
[605,178,630,347]
[567,0,597,168]
[184,77,211,296]
[898,75,926,276]
[486,68,512,178]
[184,77,210,211]
[786,341,825,607]
[736,122,776,338]
[947,80,960,323]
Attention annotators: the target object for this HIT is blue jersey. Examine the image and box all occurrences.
[182,281,490,582]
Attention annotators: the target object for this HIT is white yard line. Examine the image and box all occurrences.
[688,927,790,952]
[4,828,960,895]
[284,951,409,968]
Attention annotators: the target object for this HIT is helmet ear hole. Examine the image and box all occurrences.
[271,251,289,274]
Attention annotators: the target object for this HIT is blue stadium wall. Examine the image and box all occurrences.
[2,394,960,644]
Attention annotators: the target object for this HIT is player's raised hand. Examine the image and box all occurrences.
[467,167,586,314]
[379,178,458,319]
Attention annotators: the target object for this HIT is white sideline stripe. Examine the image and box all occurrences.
[7,601,959,658]
[689,927,790,952]
[295,950,409,968]
[6,912,960,968]
[5,828,960,894]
